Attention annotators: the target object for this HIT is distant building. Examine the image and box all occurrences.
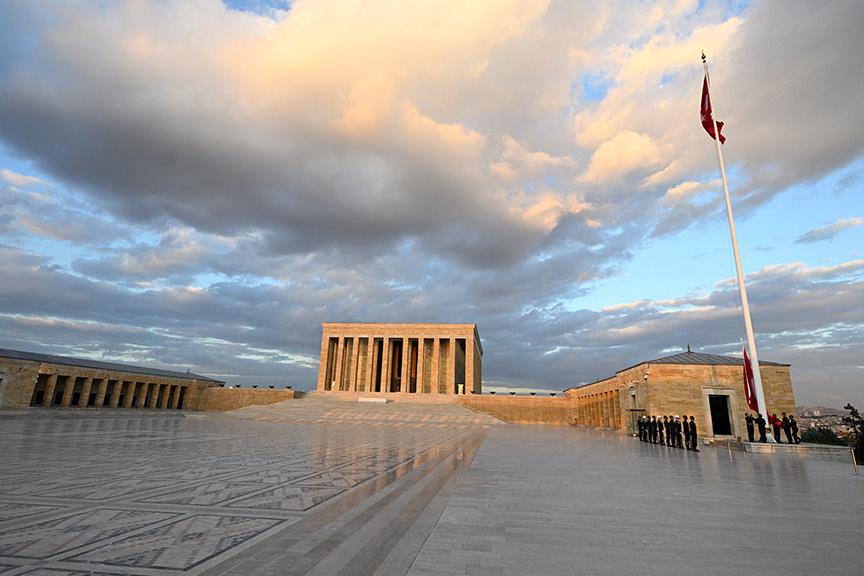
[0,348,222,410]
[316,323,482,395]
[564,350,796,440]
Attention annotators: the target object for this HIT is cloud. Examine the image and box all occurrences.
[1,168,45,188]
[580,131,660,183]
[795,217,864,244]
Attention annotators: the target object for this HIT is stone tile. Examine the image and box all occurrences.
[228,485,346,511]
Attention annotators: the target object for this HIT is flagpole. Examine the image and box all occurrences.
[702,53,774,442]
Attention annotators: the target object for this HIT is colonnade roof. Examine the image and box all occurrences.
[0,348,224,383]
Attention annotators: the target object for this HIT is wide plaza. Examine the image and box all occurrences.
[0,400,861,576]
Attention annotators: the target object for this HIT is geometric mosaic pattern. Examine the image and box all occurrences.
[71,515,282,570]
[0,403,485,575]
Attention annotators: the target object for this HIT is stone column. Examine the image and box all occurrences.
[43,374,58,407]
[416,338,425,394]
[401,337,410,394]
[366,338,377,393]
[146,383,159,408]
[168,385,179,408]
[60,375,76,407]
[316,331,331,392]
[465,334,475,394]
[349,336,360,391]
[94,379,108,408]
[447,337,456,395]
[381,337,391,393]
[431,338,440,394]
[159,384,171,409]
[334,337,345,391]
[79,377,93,407]
[111,382,124,408]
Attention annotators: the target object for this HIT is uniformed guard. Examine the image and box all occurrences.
[745,413,755,443]
[665,415,673,446]
[674,416,684,448]
[689,415,700,452]
[756,413,767,443]
[637,416,644,440]
[789,415,801,444]
[781,412,793,443]
[649,416,657,444]
[657,415,665,445]
[682,413,691,449]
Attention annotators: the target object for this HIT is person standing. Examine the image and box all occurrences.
[675,416,684,449]
[682,414,691,449]
[657,415,665,446]
[756,413,767,443]
[745,413,755,443]
[789,415,801,444]
[781,412,793,444]
[649,416,657,444]
[771,413,782,443]
[689,416,700,452]
[666,416,674,446]
[637,416,644,440]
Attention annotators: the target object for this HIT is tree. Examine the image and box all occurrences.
[800,427,845,446]
[843,404,864,460]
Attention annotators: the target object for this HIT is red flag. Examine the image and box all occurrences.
[742,346,758,412]
[701,74,726,144]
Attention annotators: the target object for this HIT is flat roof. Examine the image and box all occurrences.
[0,348,224,383]
[321,322,483,355]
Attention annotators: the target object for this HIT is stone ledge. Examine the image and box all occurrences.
[744,441,853,462]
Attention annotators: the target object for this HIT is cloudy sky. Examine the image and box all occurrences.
[1,0,862,406]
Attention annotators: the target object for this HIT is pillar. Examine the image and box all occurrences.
[43,374,58,407]
[349,336,360,391]
[447,337,456,395]
[332,337,344,391]
[60,375,76,407]
[465,334,475,394]
[168,385,179,408]
[431,338,440,394]
[401,336,410,394]
[79,378,93,407]
[316,331,331,391]
[416,338,425,394]
[146,383,159,408]
[381,337,391,393]
[94,379,109,408]
[158,384,170,409]
[366,338,377,393]
[111,382,123,408]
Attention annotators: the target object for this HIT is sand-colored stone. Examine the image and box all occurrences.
[458,396,580,425]
[316,323,483,395]
[195,387,298,411]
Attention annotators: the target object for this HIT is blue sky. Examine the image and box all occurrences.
[0,0,862,406]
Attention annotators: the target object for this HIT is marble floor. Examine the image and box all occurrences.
[0,404,861,576]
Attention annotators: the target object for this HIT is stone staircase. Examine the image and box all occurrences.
[226,393,502,428]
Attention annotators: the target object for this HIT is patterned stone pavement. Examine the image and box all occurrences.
[0,403,494,575]
[2,401,861,576]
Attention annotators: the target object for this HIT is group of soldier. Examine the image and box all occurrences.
[637,414,700,451]
[744,411,801,444]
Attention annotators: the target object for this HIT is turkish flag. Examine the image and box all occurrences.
[743,347,758,412]
[701,74,726,144]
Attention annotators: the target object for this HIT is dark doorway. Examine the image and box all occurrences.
[177,387,187,409]
[709,395,732,435]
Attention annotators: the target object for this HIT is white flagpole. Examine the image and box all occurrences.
[702,53,774,441]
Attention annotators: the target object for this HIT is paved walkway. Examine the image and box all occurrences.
[0,403,860,576]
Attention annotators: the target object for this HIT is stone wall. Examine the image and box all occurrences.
[0,358,41,408]
[458,396,580,425]
[195,388,298,411]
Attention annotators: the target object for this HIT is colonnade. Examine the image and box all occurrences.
[316,324,482,395]
[571,389,622,428]
[29,373,190,410]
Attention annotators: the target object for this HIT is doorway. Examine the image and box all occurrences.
[709,394,732,436]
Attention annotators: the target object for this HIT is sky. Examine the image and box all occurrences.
[0,0,862,407]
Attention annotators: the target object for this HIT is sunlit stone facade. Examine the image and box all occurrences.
[316,323,482,395]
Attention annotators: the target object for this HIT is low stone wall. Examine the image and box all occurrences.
[195,388,297,411]
[458,396,580,426]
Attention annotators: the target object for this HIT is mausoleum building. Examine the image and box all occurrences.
[316,323,482,395]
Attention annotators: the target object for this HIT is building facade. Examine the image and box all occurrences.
[316,323,482,395]
[0,348,223,410]
[564,351,796,440]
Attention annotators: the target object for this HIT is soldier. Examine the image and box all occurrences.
[682,414,691,449]
[745,413,755,443]
[666,415,674,446]
[637,416,644,440]
[789,415,801,444]
[771,413,782,443]
[689,415,700,452]
[756,413,767,443]
[781,412,793,443]
[674,416,684,448]
[657,415,665,445]
[650,416,658,444]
